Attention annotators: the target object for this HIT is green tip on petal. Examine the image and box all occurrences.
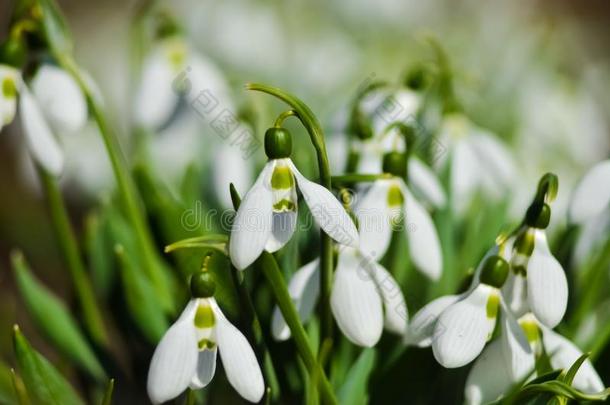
[2,77,17,99]
[479,255,509,288]
[387,184,404,207]
[270,165,294,190]
[519,318,540,343]
[486,292,500,320]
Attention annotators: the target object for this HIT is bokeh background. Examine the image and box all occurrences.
[1,0,609,403]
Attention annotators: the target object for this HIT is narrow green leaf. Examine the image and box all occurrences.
[0,362,18,404]
[13,325,84,405]
[10,369,30,405]
[35,0,73,56]
[560,353,589,386]
[100,379,114,405]
[337,349,376,405]
[115,244,168,343]
[85,211,115,297]
[11,251,106,381]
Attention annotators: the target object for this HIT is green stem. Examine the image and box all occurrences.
[229,265,280,400]
[256,252,338,405]
[246,83,335,358]
[59,56,173,312]
[36,166,108,347]
[331,173,391,186]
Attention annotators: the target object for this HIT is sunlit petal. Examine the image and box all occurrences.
[568,160,610,224]
[354,179,393,260]
[404,294,461,347]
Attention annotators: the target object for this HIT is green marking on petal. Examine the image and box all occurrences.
[167,42,187,70]
[2,77,17,99]
[197,339,216,350]
[486,292,500,320]
[194,304,215,329]
[273,199,295,211]
[387,184,404,207]
[519,319,539,343]
[270,166,294,190]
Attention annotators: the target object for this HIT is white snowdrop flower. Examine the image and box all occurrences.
[1,63,88,177]
[569,160,610,224]
[502,227,568,328]
[355,152,442,280]
[213,140,254,209]
[432,254,511,368]
[0,65,19,129]
[147,297,264,404]
[30,65,87,135]
[436,113,516,215]
[134,36,232,130]
[230,127,359,270]
[271,244,407,347]
[464,312,536,405]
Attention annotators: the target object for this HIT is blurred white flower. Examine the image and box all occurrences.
[355,177,442,280]
[147,297,264,404]
[230,157,358,270]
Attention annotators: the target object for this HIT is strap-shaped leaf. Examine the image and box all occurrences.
[337,349,377,405]
[35,0,73,57]
[12,252,105,381]
[13,325,84,405]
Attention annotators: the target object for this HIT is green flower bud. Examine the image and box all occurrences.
[525,202,551,229]
[382,151,407,179]
[479,255,509,288]
[264,127,292,159]
[190,270,216,298]
[404,65,430,91]
[0,37,27,68]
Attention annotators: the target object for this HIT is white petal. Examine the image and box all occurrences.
[368,262,407,334]
[408,157,446,209]
[0,65,19,128]
[573,212,610,268]
[213,141,253,209]
[432,285,496,368]
[30,65,87,134]
[502,273,529,318]
[230,162,274,270]
[19,86,64,176]
[527,231,568,328]
[214,305,265,403]
[451,138,480,214]
[404,294,461,347]
[355,139,383,174]
[331,248,383,347]
[147,303,198,404]
[465,339,512,405]
[401,182,443,280]
[190,348,217,389]
[271,259,320,341]
[265,211,297,252]
[541,327,604,393]
[354,179,394,260]
[569,160,610,224]
[500,308,534,382]
[470,132,516,199]
[289,160,359,247]
[135,44,180,129]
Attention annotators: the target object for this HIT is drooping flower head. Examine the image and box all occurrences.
[147,266,264,404]
[230,126,359,270]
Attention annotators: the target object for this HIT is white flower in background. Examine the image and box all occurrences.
[0,63,87,176]
[230,127,359,270]
[134,36,232,130]
[430,253,513,368]
[436,113,516,215]
[465,313,604,404]
[271,244,407,347]
[502,228,568,328]
[568,160,610,266]
[212,129,254,208]
[355,154,442,280]
[147,297,264,404]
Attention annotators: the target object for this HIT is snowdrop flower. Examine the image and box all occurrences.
[230,127,359,270]
[502,176,568,329]
[0,63,87,176]
[568,160,610,266]
[355,151,442,280]
[465,313,604,404]
[431,253,512,368]
[134,36,232,130]
[147,271,264,404]
[271,244,407,347]
[436,113,516,214]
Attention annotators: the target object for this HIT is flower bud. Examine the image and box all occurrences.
[264,127,292,159]
[479,255,509,288]
[190,270,216,298]
[525,202,551,229]
[382,151,407,178]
